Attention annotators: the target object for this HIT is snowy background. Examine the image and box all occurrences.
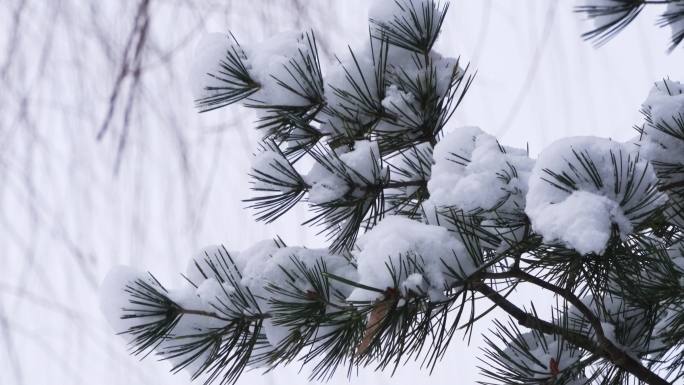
[0,1,682,384]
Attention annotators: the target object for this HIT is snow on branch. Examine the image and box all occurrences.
[101,1,684,385]
[526,137,665,255]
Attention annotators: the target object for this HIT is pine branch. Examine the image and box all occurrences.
[107,1,684,384]
[576,0,684,50]
[247,31,326,140]
[474,282,670,385]
[576,0,646,47]
[479,317,587,385]
[245,140,309,223]
[304,144,388,252]
[326,268,473,374]
[658,1,684,51]
[378,57,474,153]
[476,269,673,385]
[370,0,450,55]
[195,33,260,112]
[324,37,389,142]
[474,283,599,353]
[259,257,364,380]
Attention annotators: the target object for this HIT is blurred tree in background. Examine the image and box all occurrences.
[1,1,683,385]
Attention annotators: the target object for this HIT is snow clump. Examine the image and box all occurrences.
[427,126,534,216]
[305,140,386,204]
[526,137,665,255]
[348,215,477,302]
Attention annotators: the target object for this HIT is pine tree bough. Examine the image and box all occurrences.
[100,1,684,384]
[575,0,684,51]
[473,274,671,385]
